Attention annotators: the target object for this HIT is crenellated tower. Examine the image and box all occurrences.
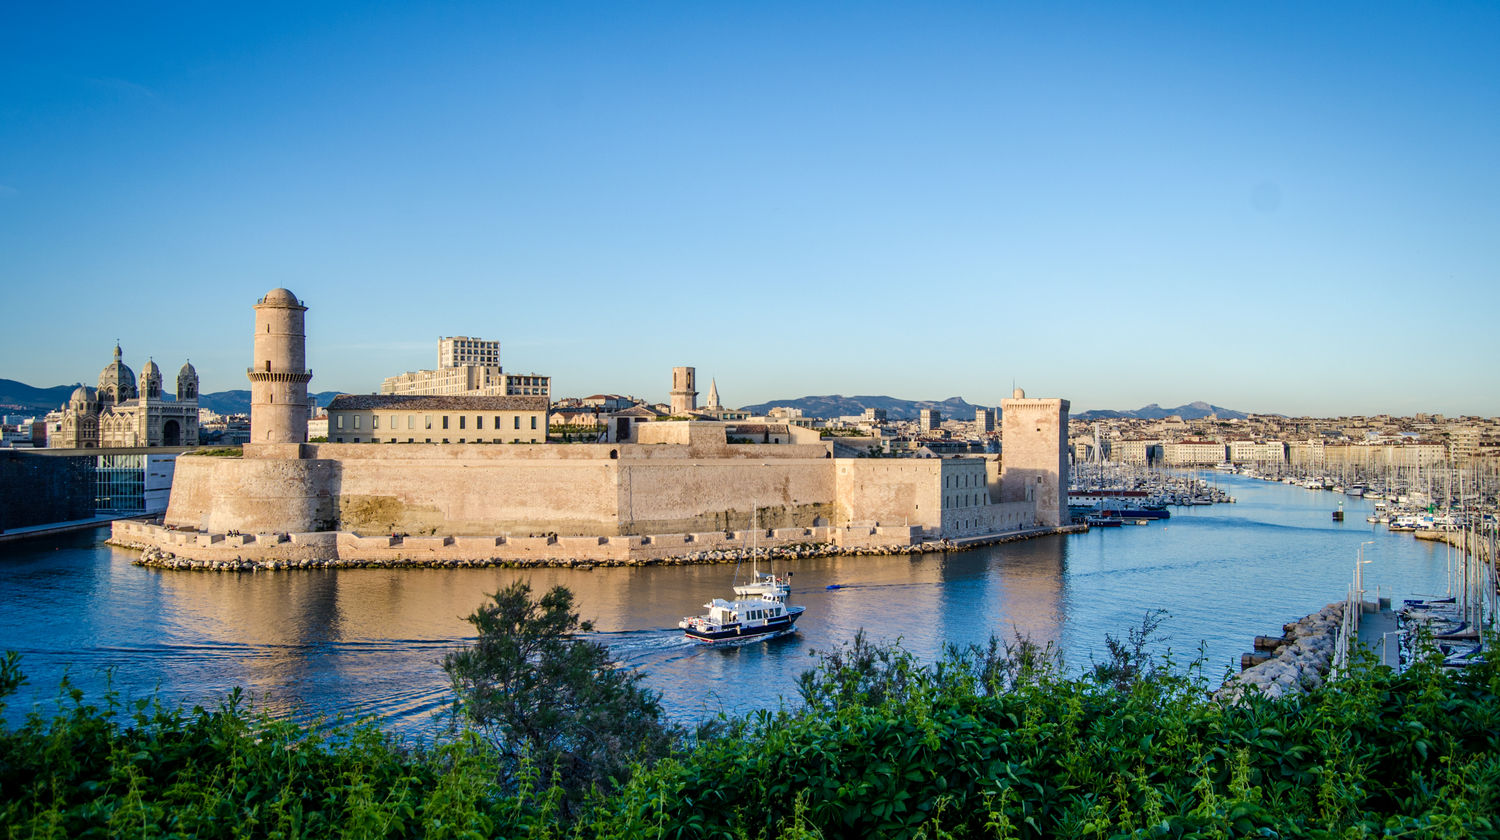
[248,288,312,444]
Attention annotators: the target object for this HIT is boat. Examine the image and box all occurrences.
[680,517,806,643]
[1085,515,1124,527]
[1100,506,1170,520]
[679,581,805,643]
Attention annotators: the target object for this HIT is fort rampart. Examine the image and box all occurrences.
[111,519,937,569]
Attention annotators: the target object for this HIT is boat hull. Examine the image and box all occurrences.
[684,609,803,643]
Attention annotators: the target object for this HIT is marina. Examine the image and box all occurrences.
[0,472,1488,737]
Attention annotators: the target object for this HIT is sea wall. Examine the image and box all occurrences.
[1216,602,1345,702]
[113,520,939,570]
[110,519,1071,572]
[1414,528,1494,564]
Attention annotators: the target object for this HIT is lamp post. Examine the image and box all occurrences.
[1382,630,1402,670]
[1353,541,1375,634]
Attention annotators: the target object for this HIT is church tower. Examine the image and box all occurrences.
[705,378,720,412]
[248,288,312,444]
[670,366,697,416]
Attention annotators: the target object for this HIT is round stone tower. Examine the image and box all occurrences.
[247,288,312,444]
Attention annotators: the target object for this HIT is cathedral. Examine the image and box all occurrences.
[49,345,201,448]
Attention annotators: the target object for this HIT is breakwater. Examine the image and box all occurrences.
[1216,603,1345,702]
[1413,528,1495,563]
[112,520,1077,573]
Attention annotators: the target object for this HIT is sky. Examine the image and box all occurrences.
[1,2,1497,416]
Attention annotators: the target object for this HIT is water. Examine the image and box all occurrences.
[0,474,1459,737]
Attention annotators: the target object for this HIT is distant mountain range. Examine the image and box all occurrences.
[1072,402,1250,421]
[0,378,343,416]
[736,395,1251,422]
[2,377,1251,423]
[738,395,984,421]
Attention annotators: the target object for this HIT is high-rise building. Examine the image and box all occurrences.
[382,336,549,398]
[438,336,500,368]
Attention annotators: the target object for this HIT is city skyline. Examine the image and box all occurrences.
[2,2,1497,416]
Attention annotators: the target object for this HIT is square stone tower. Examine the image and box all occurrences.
[670,366,697,416]
[1000,388,1070,527]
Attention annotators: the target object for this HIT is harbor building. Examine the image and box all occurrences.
[133,289,1072,563]
[1164,440,1230,466]
[48,345,200,449]
[1228,439,1288,465]
[381,335,550,399]
[326,394,548,444]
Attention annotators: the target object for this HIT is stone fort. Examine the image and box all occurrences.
[117,288,1069,564]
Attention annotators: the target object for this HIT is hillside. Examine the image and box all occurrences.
[737,394,984,421]
[1072,401,1251,421]
[0,378,345,417]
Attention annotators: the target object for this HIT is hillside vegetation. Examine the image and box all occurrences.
[1,599,1495,839]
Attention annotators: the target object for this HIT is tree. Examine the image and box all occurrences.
[443,581,678,802]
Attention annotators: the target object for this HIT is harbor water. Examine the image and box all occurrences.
[0,473,1460,737]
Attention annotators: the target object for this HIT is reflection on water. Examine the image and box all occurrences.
[0,474,1456,737]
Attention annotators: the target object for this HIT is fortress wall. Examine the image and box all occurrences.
[834,459,944,531]
[162,456,217,530]
[331,456,623,536]
[942,501,1035,537]
[615,458,837,534]
[165,456,337,534]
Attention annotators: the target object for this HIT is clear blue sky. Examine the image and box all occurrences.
[2,2,1496,415]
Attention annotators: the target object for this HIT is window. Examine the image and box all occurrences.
[530,416,537,430]
[353,416,361,430]
[336,416,344,430]
[459,416,466,430]
[441,415,449,430]
[372,416,379,429]
[407,416,414,430]
[514,416,520,430]
[425,416,432,429]
[476,415,484,430]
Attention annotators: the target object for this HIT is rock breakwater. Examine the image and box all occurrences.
[1216,602,1345,702]
[127,540,963,573]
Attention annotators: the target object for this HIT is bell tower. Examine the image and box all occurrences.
[248,288,312,444]
[670,366,697,416]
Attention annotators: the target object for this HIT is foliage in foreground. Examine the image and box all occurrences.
[2,619,1498,839]
[442,581,680,807]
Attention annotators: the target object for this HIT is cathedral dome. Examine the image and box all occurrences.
[179,360,197,378]
[259,287,301,306]
[141,359,160,377]
[71,385,95,405]
[98,344,137,402]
